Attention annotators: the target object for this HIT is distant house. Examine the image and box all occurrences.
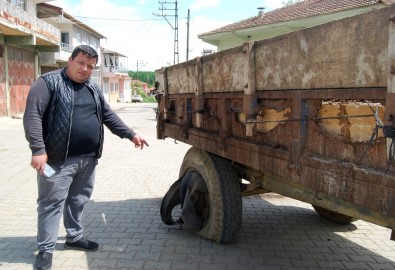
[0,1,133,117]
[0,0,60,116]
[199,0,395,52]
[101,48,132,103]
[38,3,132,104]
[37,3,105,95]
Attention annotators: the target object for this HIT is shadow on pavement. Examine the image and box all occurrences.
[1,105,394,269]
[2,193,393,270]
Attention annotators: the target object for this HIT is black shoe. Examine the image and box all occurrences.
[34,252,52,270]
[64,238,99,252]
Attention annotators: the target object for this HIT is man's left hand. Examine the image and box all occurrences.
[131,135,149,149]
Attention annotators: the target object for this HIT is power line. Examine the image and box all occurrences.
[154,1,179,65]
[136,60,146,71]
[74,16,164,22]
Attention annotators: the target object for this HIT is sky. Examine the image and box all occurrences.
[49,0,285,71]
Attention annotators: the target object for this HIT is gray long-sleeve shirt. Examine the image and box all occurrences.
[24,74,136,159]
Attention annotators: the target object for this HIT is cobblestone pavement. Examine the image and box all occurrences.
[0,102,394,270]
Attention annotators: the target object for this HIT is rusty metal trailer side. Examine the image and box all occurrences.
[156,5,395,242]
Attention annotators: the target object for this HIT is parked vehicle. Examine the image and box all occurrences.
[156,5,395,244]
[132,94,143,103]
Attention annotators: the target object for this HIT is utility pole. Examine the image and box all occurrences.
[136,60,145,71]
[155,1,179,65]
[186,9,190,61]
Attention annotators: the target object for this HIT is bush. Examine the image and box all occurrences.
[136,89,157,103]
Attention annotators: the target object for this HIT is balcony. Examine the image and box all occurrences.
[56,42,73,61]
[40,42,72,66]
[102,49,129,77]
[0,0,60,46]
[102,64,129,76]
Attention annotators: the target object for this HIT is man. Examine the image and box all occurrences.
[23,45,148,270]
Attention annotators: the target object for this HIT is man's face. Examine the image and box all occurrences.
[66,53,97,83]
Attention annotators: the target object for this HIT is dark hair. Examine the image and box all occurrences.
[71,45,98,64]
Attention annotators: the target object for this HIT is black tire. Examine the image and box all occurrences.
[312,205,357,225]
[179,147,242,243]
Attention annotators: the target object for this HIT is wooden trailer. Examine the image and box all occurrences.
[156,5,395,243]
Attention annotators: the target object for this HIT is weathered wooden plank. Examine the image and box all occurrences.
[254,6,392,90]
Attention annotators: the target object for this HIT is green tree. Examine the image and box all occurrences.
[128,71,155,86]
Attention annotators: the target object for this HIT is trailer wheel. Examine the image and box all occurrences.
[179,147,242,243]
[312,205,357,225]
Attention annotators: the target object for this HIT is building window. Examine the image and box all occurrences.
[8,0,26,11]
[61,33,73,51]
[104,55,110,67]
[102,78,109,95]
[76,33,82,44]
[61,33,69,45]
[91,69,101,88]
[90,39,97,50]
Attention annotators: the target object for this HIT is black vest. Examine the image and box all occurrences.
[42,69,104,161]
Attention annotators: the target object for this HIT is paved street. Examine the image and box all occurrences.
[0,102,394,270]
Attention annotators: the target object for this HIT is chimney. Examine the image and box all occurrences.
[257,7,265,17]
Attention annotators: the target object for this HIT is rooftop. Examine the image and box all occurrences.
[198,0,395,38]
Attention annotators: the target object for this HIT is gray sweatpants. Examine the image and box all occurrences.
[36,156,97,253]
